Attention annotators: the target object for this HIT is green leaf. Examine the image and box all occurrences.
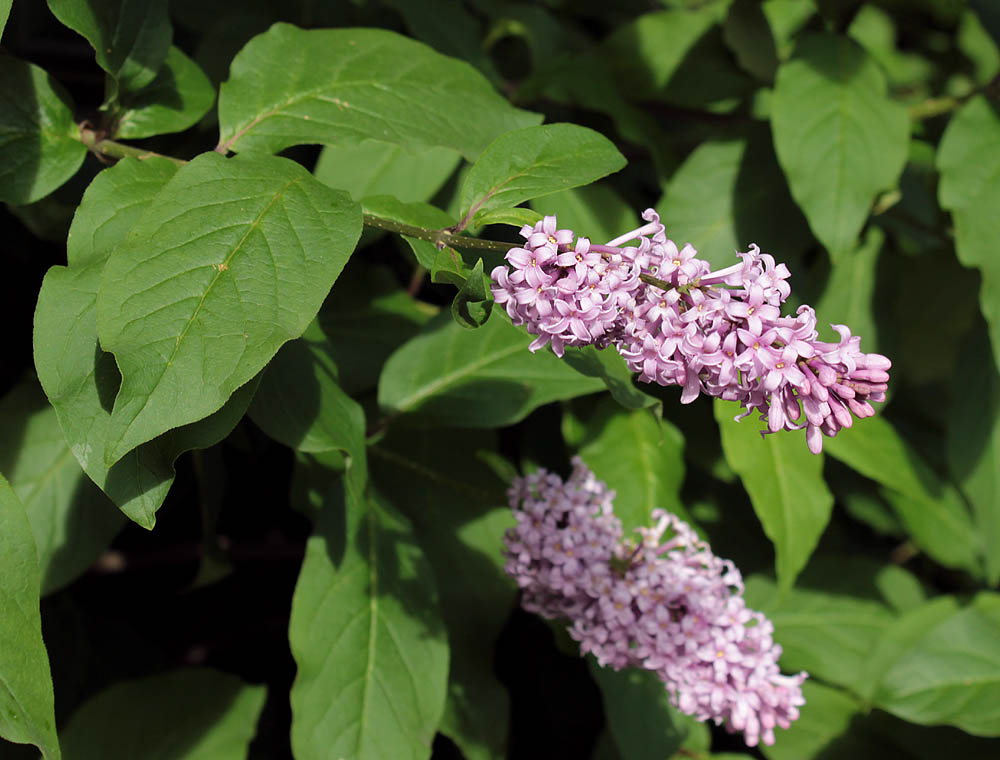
[822,416,980,574]
[289,472,449,760]
[218,23,540,158]
[114,45,215,139]
[870,592,1000,736]
[589,665,690,760]
[0,473,60,759]
[450,258,493,329]
[0,379,124,596]
[458,123,626,228]
[561,345,661,413]
[96,152,362,465]
[314,140,461,203]
[34,158,259,528]
[247,320,366,460]
[745,571,895,693]
[531,184,638,244]
[762,1,816,61]
[361,194,456,270]
[814,226,883,352]
[947,329,1000,584]
[473,207,542,228]
[370,428,513,760]
[771,33,909,259]
[569,397,689,533]
[758,681,864,760]
[715,401,834,591]
[958,9,1000,85]
[657,128,812,270]
[724,0,780,82]
[0,0,11,39]
[431,246,471,287]
[938,96,1000,378]
[60,668,266,759]
[46,0,171,98]
[0,56,87,204]
[378,311,605,427]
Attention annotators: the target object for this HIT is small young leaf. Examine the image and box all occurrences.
[450,258,493,329]
[715,401,834,592]
[96,152,362,465]
[0,380,124,595]
[431,246,471,287]
[0,474,60,759]
[938,96,1000,378]
[459,123,626,228]
[218,24,540,158]
[561,346,661,413]
[46,0,172,98]
[771,33,909,259]
[314,140,461,203]
[289,473,449,760]
[378,311,605,427]
[60,668,266,759]
[0,56,86,204]
[473,207,543,228]
[114,45,215,139]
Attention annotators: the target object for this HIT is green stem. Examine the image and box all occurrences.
[361,213,518,252]
[78,126,187,165]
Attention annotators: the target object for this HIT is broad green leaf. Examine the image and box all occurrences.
[314,140,461,203]
[561,346,661,413]
[114,46,215,139]
[60,668,266,759]
[589,665,690,760]
[532,184,637,245]
[570,397,688,533]
[938,96,1000,378]
[370,428,513,760]
[34,158,258,528]
[46,0,172,98]
[289,473,449,760]
[822,415,980,574]
[814,226,883,352]
[317,263,435,395]
[378,311,605,427]
[715,401,834,591]
[0,380,124,596]
[96,152,362,465]
[762,1,816,61]
[771,33,909,259]
[745,572,895,692]
[247,320,366,461]
[474,207,542,228]
[0,56,87,204]
[0,475,60,759]
[658,129,812,270]
[724,0,780,81]
[947,330,1000,584]
[458,123,626,228]
[218,23,540,158]
[0,1,10,38]
[759,681,866,760]
[847,5,935,89]
[871,592,1000,736]
[361,194,456,270]
[450,258,493,328]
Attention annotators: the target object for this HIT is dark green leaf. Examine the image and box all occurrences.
[378,311,605,427]
[46,0,171,98]
[715,401,834,591]
[814,226,883,352]
[771,33,909,258]
[218,24,540,158]
[314,140,461,203]
[473,207,542,228]
[0,380,124,595]
[0,474,60,759]
[247,321,366,461]
[431,246,471,287]
[823,416,979,574]
[0,56,86,204]
[561,346,661,413]
[450,258,493,328]
[938,96,1000,378]
[60,668,266,759]
[289,472,449,760]
[759,681,865,760]
[724,0,780,81]
[114,45,215,139]
[459,123,626,228]
[96,152,362,465]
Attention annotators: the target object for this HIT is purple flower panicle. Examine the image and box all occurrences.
[491,212,890,453]
[503,458,807,747]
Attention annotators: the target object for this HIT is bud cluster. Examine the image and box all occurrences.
[503,458,807,747]
[491,212,891,453]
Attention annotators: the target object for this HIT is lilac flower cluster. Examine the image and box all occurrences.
[503,458,807,747]
[491,212,891,453]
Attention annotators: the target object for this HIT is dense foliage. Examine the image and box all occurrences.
[1,0,999,758]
